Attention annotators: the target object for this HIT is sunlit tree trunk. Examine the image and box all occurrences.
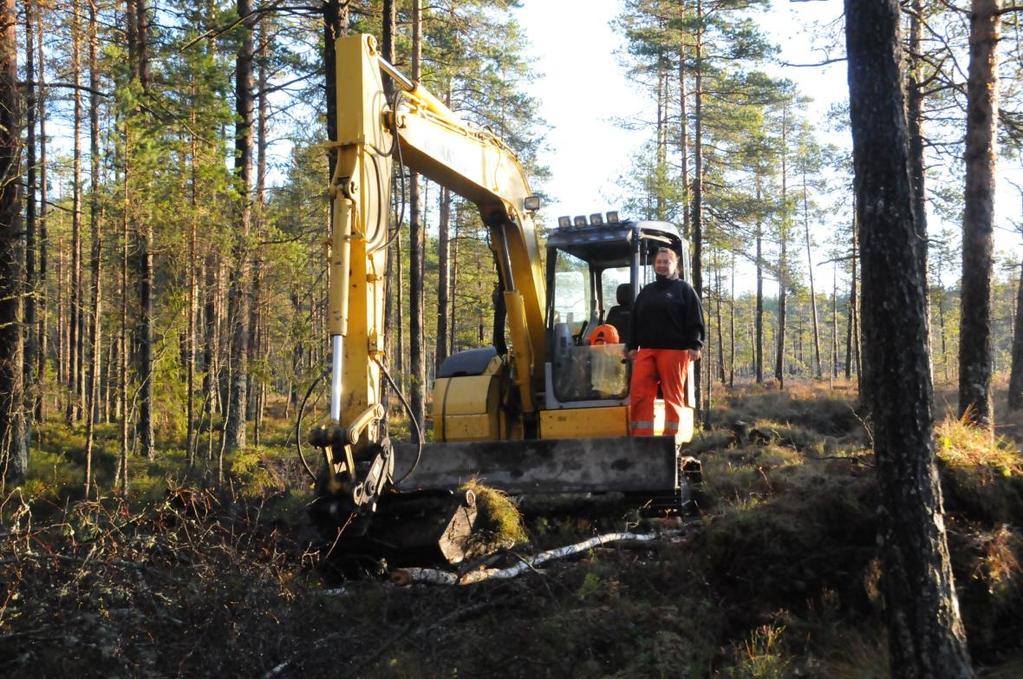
[775,107,789,390]
[802,170,822,379]
[958,0,1000,430]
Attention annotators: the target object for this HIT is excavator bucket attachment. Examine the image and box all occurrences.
[392,436,699,513]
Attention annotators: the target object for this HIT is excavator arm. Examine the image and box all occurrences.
[309,34,546,517]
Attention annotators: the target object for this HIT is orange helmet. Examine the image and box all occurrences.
[589,324,620,346]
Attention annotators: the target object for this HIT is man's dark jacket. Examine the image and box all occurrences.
[628,276,705,351]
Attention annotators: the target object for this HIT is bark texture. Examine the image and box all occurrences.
[958,0,1000,429]
[225,0,255,452]
[845,1,974,676]
[0,0,25,483]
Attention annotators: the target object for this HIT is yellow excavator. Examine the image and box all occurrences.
[307,34,700,559]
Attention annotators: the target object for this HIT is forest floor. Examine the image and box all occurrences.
[2,381,1023,678]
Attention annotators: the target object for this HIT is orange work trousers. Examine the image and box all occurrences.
[629,348,690,436]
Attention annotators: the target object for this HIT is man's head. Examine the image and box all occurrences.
[654,247,679,279]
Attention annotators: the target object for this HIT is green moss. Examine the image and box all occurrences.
[460,478,527,546]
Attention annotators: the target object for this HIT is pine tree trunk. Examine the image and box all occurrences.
[690,0,704,416]
[1008,262,1023,409]
[409,0,426,441]
[117,133,130,495]
[83,0,103,497]
[186,117,198,464]
[34,12,47,423]
[131,0,155,460]
[831,263,838,382]
[846,215,856,380]
[251,20,268,444]
[23,0,37,431]
[729,253,736,387]
[958,0,999,430]
[67,10,83,424]
[714,256,725,384]
[679,40,690,239]
[907,0,931,354]
[755,175,764,384]
[845,2,974,675]
[803,172,822,379]
[775,109,788,389]
[0,0,25,485]
[450,216,458,355]
[436,183,451,373]
[225,0,254,453]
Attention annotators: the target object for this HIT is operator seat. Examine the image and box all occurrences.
[604,283,633,346]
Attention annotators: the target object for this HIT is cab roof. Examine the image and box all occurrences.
[546,220,686,270]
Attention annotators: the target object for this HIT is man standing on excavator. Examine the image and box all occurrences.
[627,247,705,437]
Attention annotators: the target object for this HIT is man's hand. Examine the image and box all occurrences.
[688,348,702,361]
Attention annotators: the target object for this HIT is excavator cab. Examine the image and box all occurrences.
[542,216,694,434]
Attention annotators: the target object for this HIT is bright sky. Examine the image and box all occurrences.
[513,0,648,224]
[513,0,848,228]
[514,0,1023,281]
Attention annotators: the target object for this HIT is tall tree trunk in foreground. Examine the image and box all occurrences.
[0,0,26,485]
[958,0,1000,430]
[845,1,973,676]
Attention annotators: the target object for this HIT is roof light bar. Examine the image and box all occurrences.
[558,215,571,228]
[589,213,603,226]
[573,216,587,227]
[606,211,619,224]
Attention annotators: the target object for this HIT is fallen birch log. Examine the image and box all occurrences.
[390,530,680,586]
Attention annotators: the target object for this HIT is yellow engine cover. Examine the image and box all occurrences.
[433,374,502,441]
[540,406,630,439]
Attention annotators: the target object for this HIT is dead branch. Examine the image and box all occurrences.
[391,530,683,586]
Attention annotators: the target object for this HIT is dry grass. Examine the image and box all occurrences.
[936,415,1023,479]
[934,414,1023,525]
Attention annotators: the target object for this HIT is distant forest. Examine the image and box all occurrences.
[1,0,1023,482]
